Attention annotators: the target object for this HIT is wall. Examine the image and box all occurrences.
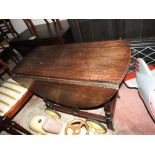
[68,19,155,42]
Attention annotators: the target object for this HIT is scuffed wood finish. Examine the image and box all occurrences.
[13,40,130,84]
[12,40,131,108]
[11,77,117,108]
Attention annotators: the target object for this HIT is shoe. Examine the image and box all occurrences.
[29,116,64,135]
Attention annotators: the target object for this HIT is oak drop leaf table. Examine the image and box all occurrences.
[12,40,131,130]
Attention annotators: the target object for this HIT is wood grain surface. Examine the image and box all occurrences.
[12,40,131,108]
[13,40,131,84]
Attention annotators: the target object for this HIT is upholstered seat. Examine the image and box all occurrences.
[0,78,29,116]
[0,78,33,134]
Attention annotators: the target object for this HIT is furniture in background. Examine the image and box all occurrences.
[0,20,21,63]
[10,20,74,57]
[52,19,63,31]
[0,19,19,38]
[12,40,131,131]
[0,58,10,80]
[0,33,20,64]
[23,19,39,37]
[23,19,63,38]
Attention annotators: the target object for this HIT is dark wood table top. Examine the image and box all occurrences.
[10,20,70,46]
[13,40,131,85]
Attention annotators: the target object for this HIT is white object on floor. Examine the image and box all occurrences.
[29,116,93,135]
[124,58,155,121]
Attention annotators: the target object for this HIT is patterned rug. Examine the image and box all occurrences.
[11,95,113,135]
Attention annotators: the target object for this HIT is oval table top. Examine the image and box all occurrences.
[12,39,131,89]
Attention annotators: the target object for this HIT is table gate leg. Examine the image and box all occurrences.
[104,101,115,131]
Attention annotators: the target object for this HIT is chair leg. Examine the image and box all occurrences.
[0,116,32,135]
[44,19,49,25]
[9,48,20,62]
[56,19,63,31]
[5,126,23,135]
[10,121,32,135]
[8,53,18,64]
[23,19,37,37]
[0,117,18,134]
[27,19,38,37]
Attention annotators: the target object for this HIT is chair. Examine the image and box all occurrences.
[0,59,33,135]
[0,58,11,81]
[0,33,20,64]
[0,19,19,38]
[23,19,63,38]
[0,20,20,64]
[23,19,38,37]
[44,19,63,31]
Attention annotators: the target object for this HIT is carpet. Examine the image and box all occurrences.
[113,83,155,134]
[1,83,155,135]
[12,95,113,135]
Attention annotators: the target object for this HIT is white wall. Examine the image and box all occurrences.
[10,19,68,34]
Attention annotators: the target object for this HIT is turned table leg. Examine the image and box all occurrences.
[104,93,117,131]
[104,101,114,131]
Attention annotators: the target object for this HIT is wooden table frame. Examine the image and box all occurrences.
[12,40,131,133]
[44,92,118,131]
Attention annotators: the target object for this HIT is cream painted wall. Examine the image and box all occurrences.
[10,19,68,34]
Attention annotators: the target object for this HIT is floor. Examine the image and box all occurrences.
[113,84,155,134]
